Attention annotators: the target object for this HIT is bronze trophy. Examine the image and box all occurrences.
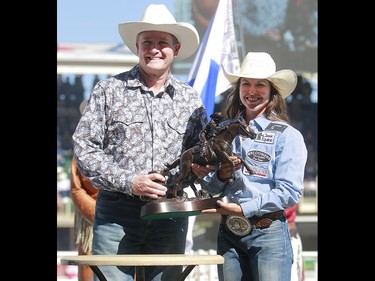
[140,115,257,220]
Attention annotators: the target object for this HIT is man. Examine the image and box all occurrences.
[72,4,207,281]
[286,204,305,281]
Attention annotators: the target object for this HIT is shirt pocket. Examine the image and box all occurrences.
[160,121,187,153]
[105,120,145,146]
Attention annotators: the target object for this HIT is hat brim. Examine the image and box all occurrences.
[118,22,199,61]
[222,65,297,99]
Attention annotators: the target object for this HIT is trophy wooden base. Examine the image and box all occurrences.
[140,195,233,220]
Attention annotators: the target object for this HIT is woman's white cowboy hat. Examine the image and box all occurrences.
[222,52,297,99]
[118,4,199,61]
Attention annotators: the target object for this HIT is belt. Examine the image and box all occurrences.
[101,190,146,202]
[221,210,286,230]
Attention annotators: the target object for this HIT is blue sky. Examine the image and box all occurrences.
[58,0,175,99]
[57,0,174,44]
[57,0,317,102]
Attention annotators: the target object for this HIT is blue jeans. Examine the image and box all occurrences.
[92,190,188,281]
[217,216,292,281]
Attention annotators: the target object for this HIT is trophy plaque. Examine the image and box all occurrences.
[140,195,233,220]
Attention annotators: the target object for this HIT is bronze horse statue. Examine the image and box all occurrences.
[164,115,257,199]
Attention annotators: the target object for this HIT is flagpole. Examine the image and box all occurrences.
[186,0,240,118]
[235,0,246,60]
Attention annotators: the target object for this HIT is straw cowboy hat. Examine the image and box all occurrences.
[222,52,297,99]
[118,4,199,61]
[79,99,88,115]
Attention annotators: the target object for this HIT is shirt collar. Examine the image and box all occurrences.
[128,65,175,99]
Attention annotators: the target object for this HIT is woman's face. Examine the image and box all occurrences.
[239,78,271,115]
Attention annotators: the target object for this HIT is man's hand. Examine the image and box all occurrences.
[131,173,168,199]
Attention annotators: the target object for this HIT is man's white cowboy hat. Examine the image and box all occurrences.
[222,52,297,99]
[118,4,199,61]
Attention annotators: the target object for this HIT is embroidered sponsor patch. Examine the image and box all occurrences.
[243,166,267,177]
[265,123,287,132]
[247,150,271,163]
[254,132,275,144]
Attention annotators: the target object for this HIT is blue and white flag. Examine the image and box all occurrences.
[187,0,240,119]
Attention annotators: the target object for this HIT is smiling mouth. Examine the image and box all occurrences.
[246,97,259,102]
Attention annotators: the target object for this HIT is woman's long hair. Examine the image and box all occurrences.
[224,78,290,123]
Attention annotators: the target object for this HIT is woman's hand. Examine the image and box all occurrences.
[201,200,243,216]
[217,155,243,181]
[191,163,215,179]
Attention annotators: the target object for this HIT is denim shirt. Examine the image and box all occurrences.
[72,64,207,194]
[200,114,307,219]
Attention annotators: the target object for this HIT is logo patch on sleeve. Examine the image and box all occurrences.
[265,123,287,132]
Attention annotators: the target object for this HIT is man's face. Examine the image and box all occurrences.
[136,31,181,73]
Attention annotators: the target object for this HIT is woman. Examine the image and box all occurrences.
[70,156,98,281]
[70,100,98,281]
[193,52,307,281]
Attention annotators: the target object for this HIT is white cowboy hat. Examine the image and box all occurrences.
[222,52,297,99]
[118,4,199,61]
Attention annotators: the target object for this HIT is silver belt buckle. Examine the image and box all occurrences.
[225,215,252,236]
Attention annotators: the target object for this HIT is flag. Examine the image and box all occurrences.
[187,0,240,119]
